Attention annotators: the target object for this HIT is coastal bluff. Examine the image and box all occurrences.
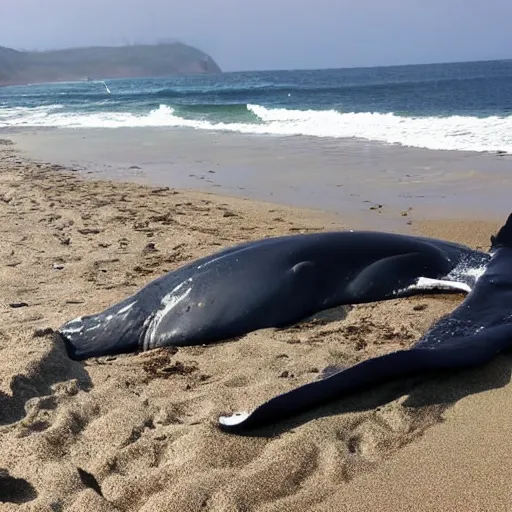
[0,42,221,86]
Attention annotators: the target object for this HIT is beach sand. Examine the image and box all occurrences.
[6,128,512,226]
[0,136,510,511]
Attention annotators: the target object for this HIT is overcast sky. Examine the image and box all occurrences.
[2,0,511,71]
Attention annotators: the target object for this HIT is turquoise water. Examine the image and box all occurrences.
[1,59,512,152]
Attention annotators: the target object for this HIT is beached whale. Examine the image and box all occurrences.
[218,213,512,433]
[58,228,490,360]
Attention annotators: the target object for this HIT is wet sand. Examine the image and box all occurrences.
[5,127,512,227]
[0,134,511,511]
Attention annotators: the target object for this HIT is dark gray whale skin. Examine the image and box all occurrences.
[218,214,512,433]
[58,230,490,361]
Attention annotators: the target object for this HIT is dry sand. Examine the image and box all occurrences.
[0,137,510,511]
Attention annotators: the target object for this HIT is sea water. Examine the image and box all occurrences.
[1,59,512,153]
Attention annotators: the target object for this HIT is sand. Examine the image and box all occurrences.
[6,128,512,224]
[0,136,510,511]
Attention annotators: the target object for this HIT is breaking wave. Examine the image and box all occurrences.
[1,103,511,153]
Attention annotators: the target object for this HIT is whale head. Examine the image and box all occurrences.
[58,298,149,360]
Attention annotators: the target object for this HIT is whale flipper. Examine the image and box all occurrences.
[218,322,512,432]
[218,214,512,433]
[346,251,455,303]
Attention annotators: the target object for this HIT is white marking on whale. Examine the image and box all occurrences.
[407,277,472,293]
[197,254,232,270]
[143,282,193,349]
[446,262,486,284]
[218,412,250,427]
[117,301,137,315]
[60,325,84,334]
[60,316,84,334]
[403,262,487,295]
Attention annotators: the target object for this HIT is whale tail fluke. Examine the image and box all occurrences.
[491,213,512,250]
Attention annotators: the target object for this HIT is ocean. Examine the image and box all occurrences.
[1,59,512,153]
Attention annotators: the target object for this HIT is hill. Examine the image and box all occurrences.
[0,43,221,86]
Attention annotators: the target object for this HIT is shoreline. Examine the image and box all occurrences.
[0,137,510,511]
[4,127,510,230]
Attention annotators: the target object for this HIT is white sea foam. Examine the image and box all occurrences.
[1,103,512,153]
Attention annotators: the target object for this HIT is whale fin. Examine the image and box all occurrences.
[346,251,452,303]
[270,261,320,328]
[491,213,512,250]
